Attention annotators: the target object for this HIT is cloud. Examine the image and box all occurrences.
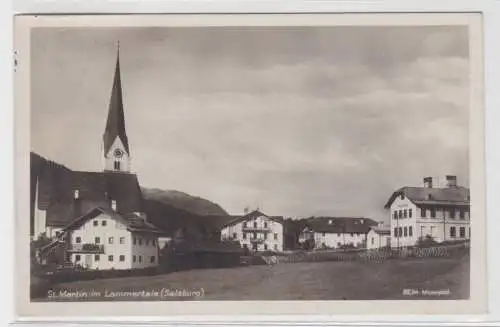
[30,26,470,220]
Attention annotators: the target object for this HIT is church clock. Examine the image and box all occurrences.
[114,148,124,158]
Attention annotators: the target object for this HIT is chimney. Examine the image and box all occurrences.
[74,189,79,199]
[423,177,433,188]
[378,221,384,228]
[111,199,117,211]
[328,219,333,225]
[360,218,364,224]
[446,175,457,188]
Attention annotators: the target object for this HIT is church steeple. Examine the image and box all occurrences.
[103,42,131,173]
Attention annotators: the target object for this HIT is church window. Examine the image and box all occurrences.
[114,160,120,171]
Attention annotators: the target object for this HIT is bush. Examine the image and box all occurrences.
[416,235,439,248]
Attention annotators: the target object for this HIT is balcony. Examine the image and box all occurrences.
[242,226,270,232]
[67,243,105,254]
[249,238,265,244]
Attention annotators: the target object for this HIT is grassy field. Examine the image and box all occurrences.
[37,255,469,301]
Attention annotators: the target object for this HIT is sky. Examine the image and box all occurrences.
[31,26,470,222]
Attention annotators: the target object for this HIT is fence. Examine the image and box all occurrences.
[256,242,469,265]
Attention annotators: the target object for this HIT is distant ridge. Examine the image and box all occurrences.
[142,188,229,217]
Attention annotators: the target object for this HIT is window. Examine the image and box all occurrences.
[152,240,156,246]
[409,226,413,237]
[145,239,150,246]
[252,243,258,251]
[393,211,397,219]
[404,227,408,237]
[274,233,278,240]
[394,227,398,237]
[322,232,325,237]
[108,255,114,262]
[232,233,237,239]
[108,237,114,244]
[133,237,137,245]
[421,208,427,218]
[95,237,100,244]
[102,220,107,226]
[243,233,247,239]
[253,221,257,228]
[119,237,125,244]
[371,237,374,245]
[409,209,412,218]
[150,256,155,263]
[449,209,456,219]
[403,210,408,218]
[450,226,456,237]
[398,210,402,219]
[133,255,136,262]
[243,222,247,228]
[264,222,268,228]
[138,256,142,263]
[398,227,403,237]
[114,160,120,171]
[350,233,354,237]
[430,209,436,218]
[459,210,465,219]
[274,244,278,250]
[264,244,268,250]
[138,238,142,245]
[400,193,405,200]
[93,220,98,226]
[119,255,125,262]
[75,255,81,261]
[75,237,81,243]
[460,227,466,238]
[94,254,100,261]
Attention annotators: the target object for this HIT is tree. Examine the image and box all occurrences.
[416,234,438,248]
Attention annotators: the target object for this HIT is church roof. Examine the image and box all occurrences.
[103,45,129,155]
[32,153,143,227]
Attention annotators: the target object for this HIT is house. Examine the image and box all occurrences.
[384,175,470,248]
[366,226,391,250]
[220,210,284,252]
[298,217,378,249]
[61,206,163,270]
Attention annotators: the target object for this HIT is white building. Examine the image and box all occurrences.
[220,210,284,252]
[299,217,378,250]
[384,175,470,248]
[366,226,391,250]
[61,205,163,270]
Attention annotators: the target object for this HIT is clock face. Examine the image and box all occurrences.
[114,148,124,158]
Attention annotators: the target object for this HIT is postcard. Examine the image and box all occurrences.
[14,13,487,317]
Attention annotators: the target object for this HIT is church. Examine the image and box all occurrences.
[31,45,165,269]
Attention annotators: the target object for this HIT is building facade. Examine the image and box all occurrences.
[220,210,284,252]
[366,227,391,250]
[385,175,470,248]
[63,207,162,270]
[299,217,378,250]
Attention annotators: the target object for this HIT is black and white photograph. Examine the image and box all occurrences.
[16,13,486,314]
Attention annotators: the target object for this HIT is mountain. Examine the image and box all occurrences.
[141,188,229,217]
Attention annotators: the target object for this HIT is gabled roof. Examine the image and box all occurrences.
[221,210,284,229]
[304,217,377,234]
[62,207,163,234]
[103,46,129,155]
[384,186,470,209]
[32,153,143,227]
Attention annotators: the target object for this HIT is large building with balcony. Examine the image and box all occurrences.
[384,175,471,248]
[61,206,163,269]
[220,210,284,252]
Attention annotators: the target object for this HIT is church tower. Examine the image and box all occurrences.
[103,42,131,173]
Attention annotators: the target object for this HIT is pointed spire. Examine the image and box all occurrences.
[103,41,129,156]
